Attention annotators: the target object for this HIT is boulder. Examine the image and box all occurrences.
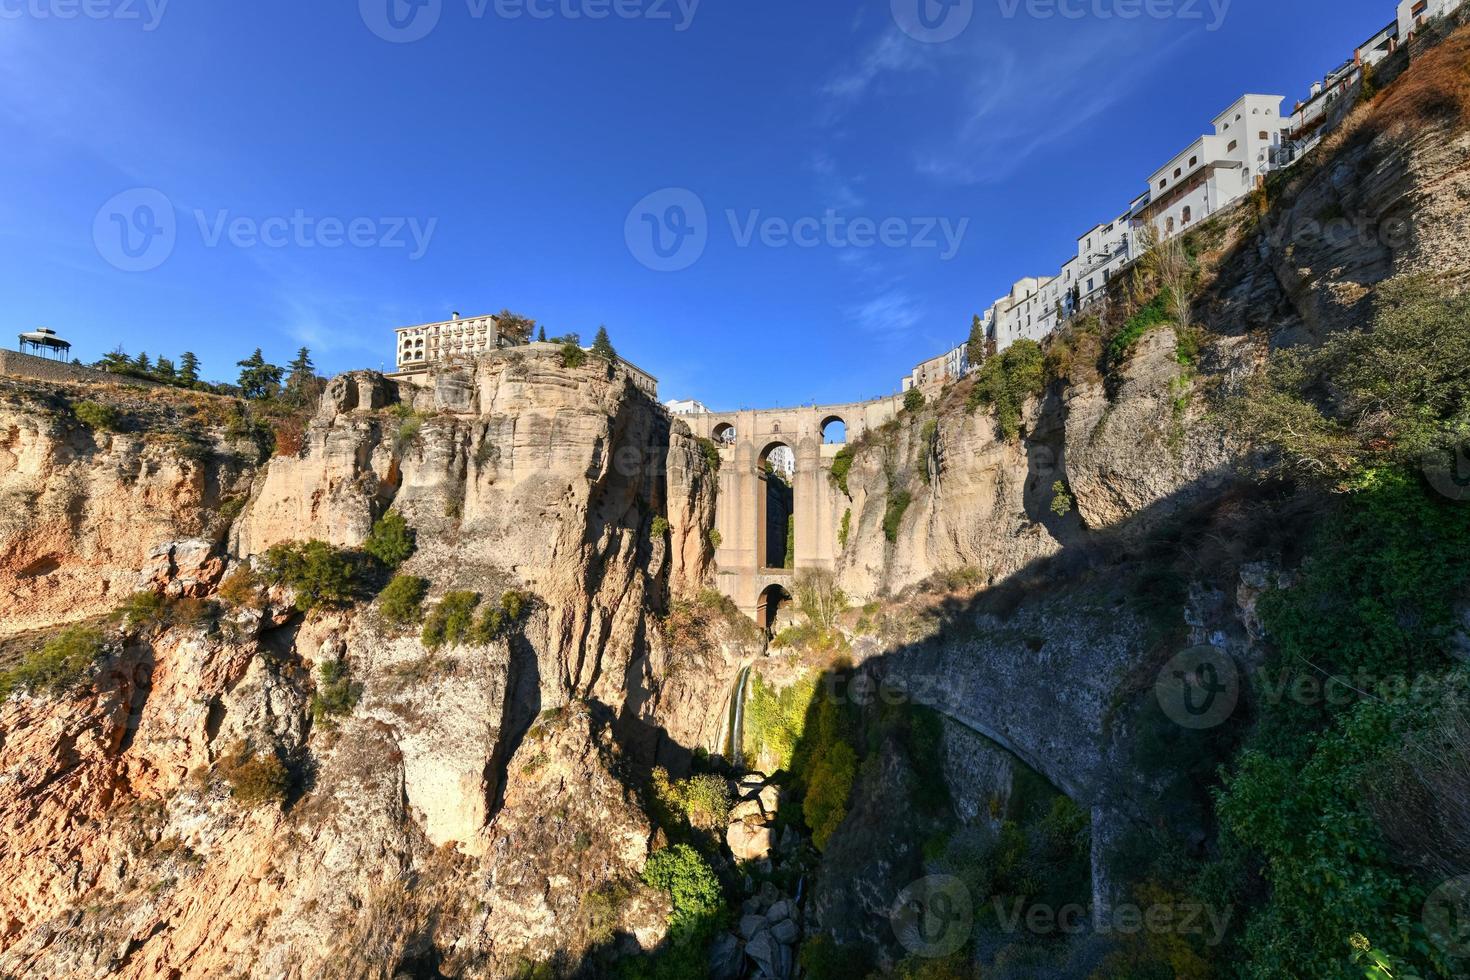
[771,918,800,946]
[727,822,774,862]
[765,899,792,924]
[708,933,743,980]
[739,914,766,940]
[745,929,794,980]
[135,538,225,598]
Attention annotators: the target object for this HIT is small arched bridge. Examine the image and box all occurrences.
[684,398,902,623]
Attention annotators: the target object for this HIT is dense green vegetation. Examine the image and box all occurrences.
[364,509,416,568]
[966,339,1044,440]
[0,628,105,700]
[829,446,855,496]
[310,659,362,726]
[72,400,121,432]
[378,574,429,625]
[883,490,912,543]
[1191,279,1470,978]
[261,540,361,612]
[620,844,726,980]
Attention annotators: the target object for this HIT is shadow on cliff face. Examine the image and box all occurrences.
[533,456,1319,979]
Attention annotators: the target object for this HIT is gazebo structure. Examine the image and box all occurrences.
[18,328,72,361]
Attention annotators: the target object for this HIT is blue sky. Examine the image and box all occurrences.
[1,0,1389,409]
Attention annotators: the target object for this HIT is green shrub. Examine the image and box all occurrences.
[903,388,926,413]
[421,591,481,649]
[641,844,723,938]
[471,589,529,644]
[653,767,731,828]
[708,528,722,549]
[967,339,1045,440]
[0,628,104,700]
[883,489,912,543]
[799,936,873,980]
[1050,480,1074,517]
[838,508,851,550]
[561,342,586,369]
[117,590,169,628]
[1106,288,1174,369]
[393,417,422,455]
[379,574,429,625]
[696,437,721,473]
[651,516,670,538]
[261,541,359,612]
[311,659,362,725]
[829,446,855,496]
[1232,277,1470,484]
[364,510,415,568]
[73,400,121,432]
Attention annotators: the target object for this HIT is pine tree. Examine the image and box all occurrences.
[966,314,987,370]
[97,346,131,373]
[288,347,314,379]
[537,326,547,342]
[155,357,176,381]
[590,326,616,361]
[178,352,201,386]
[237,349,284,400]
[133,352,151,373]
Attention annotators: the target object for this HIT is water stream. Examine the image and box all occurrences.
[723,664,753,767]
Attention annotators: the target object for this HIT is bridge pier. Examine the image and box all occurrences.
[685,398,901,620]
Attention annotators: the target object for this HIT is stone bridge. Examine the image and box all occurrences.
[684,397,902,624]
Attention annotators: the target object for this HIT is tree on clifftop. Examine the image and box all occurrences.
[591,326,616,361]
[495,310,536,345]
[966,313,987,369]
[236,349,284,400]
[178,352,201,385]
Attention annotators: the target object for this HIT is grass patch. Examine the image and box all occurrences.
[0,628,104,700]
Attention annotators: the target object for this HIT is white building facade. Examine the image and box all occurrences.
[395,312,512,372]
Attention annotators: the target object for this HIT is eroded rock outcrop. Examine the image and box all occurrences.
[0,349,729,978]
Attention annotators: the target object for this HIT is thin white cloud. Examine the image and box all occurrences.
[847,289,924,339]
[820,18,1196,186]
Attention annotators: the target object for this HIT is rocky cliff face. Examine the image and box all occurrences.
[0,349,731,978]
[0,380,257,636]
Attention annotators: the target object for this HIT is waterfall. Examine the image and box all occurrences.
[723,665,753,767]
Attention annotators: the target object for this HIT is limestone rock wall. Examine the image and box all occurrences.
[0,380,257,637]
[0,349,728,978]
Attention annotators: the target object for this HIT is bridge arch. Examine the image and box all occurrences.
[712,421,736,444]
[758,441,796,571]
[755,583,791,631]
[820,415,847,444]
